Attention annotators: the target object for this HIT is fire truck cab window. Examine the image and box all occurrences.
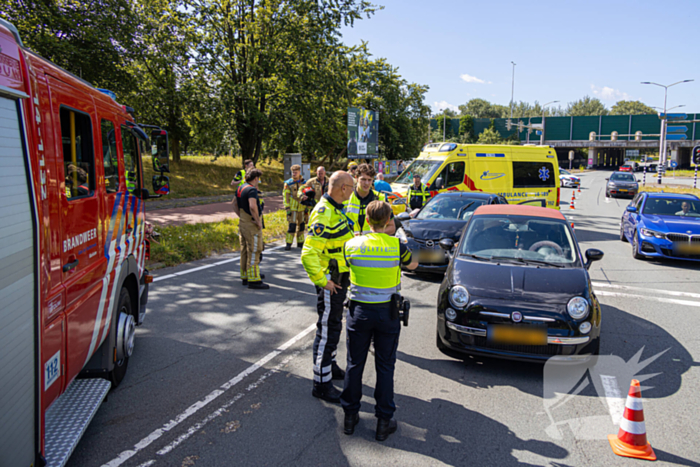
[120,125,140,194]
[101,120,119,193]
[60,107,95,199]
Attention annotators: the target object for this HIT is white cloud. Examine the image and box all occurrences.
[591,84,631,102]
[460,73,490,84]
[432,100,458,114]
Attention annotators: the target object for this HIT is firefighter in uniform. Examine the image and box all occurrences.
[284,164,307,250]
[301,171,355,403]
[406,173,431,211]
[341,200,417,441]
[231,159,255,187]
[300,166,328,204]
[345,163,396,236]
[234,169,269,290]
[347,161,358,187]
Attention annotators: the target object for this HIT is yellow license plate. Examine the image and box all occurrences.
[675,243,700,254]
[419,250,444,262]
[618,189,628,192]
[488,325,547,345]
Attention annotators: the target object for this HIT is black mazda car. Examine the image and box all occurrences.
[436,204,604,362]
[396,192,508,274]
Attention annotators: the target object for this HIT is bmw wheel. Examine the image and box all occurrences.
[632,231,644,260]
[620,224,627,242]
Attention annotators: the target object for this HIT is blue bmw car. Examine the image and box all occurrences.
[621,193,700,261]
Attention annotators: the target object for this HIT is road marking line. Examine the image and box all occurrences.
[102,322,317,467]
[600,374,625,425]
[155,342,309,457]
[596,290,700,307]
[135,461,156,467]
[593,281,700,299]
[153,245,286,283]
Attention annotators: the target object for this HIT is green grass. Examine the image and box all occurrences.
[143,155,285,200]
[148,210,289,267]
[662,169,699,177]
[640,186,700,196]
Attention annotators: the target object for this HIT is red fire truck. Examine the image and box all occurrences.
[0,19,170,467]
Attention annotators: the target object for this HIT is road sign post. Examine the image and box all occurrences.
[693,146,700,190]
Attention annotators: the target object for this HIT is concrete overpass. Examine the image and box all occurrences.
[432,114,700,168]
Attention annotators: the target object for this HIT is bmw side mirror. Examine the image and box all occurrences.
[439,238,455,251]
[584,248,604,270]
[396,212,410,222]
[626,205,637,213]
[605,177,609,181]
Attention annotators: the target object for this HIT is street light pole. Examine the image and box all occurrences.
[442,108,447,141]
[510,61,516,119]
[641,79,694,184]
[540,100,559,145]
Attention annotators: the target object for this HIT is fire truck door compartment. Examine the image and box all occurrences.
[0,95,38,467]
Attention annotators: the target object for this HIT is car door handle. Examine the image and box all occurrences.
[63,259,79,272]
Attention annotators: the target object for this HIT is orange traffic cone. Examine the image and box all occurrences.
[608,379,656,461]
[570,193,575,210]
[577,185,581,194]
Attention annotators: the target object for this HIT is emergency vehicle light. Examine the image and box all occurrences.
[97,88,117,101]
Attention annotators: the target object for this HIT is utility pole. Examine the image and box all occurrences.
[642,79,693,184]
[510,61,516,120]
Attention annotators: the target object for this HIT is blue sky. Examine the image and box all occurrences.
[340,0,699,115]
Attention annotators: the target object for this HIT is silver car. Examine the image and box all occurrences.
[606,172,639,198]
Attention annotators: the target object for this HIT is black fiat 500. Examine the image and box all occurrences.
[436,204,604,362]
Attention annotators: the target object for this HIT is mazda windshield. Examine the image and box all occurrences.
[394,160,442,185]
[417,196,488,220]
[460,216,578,266]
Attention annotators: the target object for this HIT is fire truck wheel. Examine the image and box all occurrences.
[109,287,134,387]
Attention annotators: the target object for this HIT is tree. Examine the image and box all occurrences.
[566,96,608,116]
[476,127,504,144]
[610,100,656,115]
[459,115,474,142]
[0,0,137,95]
[458,98,507,118]
[191,0,379,163]
[434,115,454,140]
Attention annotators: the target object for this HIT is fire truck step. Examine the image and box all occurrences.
[44,378,112,467]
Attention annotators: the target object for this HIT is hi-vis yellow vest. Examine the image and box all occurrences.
[345,233,401,303]
[345,190,388,235]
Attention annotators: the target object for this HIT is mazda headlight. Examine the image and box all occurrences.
[567,296,589,320]
[395,227,408,244]
[641,228,665,239]
[449,285,470,309]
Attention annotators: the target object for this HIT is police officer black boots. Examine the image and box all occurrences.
[343,412,360,435]
[312,382,341,403]
[376,418,397,441]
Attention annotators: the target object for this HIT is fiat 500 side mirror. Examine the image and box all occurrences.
[584,248,604,269]
[439,238,455,251]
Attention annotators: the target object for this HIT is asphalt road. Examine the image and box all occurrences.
[69,171,700,467]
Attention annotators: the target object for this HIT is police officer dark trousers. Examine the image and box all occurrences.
[340,200,417,441]
[301,171,356,403]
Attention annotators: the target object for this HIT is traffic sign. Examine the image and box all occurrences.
[666,134,687,141]
[693,146,700,165]
[666,126,688,133]
[659,113,687,120]
[670,160,678,168]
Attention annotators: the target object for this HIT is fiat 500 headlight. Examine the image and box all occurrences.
[449,285,470,309]
[567,296,589,320]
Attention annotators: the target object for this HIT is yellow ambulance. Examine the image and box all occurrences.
[390,142,561,213]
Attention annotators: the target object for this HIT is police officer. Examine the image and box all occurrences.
[284,164,307,250]
[341,200,417,441]
[346,163,396,236]
[231,159,255,187]
[301,171,355,403]
[406,173,430,211]
[234,169,269,290]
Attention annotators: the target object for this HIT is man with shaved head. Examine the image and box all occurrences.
[301,170,355,403]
